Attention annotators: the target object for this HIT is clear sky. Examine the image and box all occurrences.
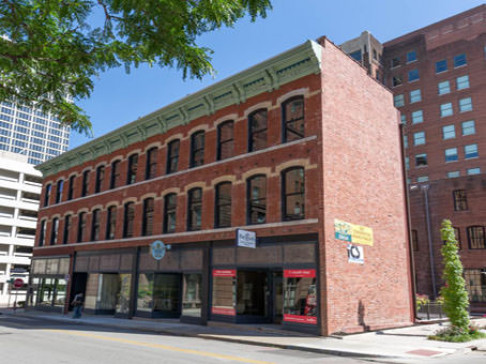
[71,0,485,148]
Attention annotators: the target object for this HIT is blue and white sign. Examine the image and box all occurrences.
[236,229,257,249]
[150,240,169,260]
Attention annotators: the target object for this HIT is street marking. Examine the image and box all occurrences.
[44,329,275,364]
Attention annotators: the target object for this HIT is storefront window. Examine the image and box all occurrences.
[211,269,236,316]
[38,278,56,306]
[116,274,132,315]
[182,274,202,317]
[137,273,154,312]
[53,279,67,307]
[283,269,317,324]
[153,274,180,314]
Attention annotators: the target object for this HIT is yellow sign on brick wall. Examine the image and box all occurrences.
[334,219,374,246]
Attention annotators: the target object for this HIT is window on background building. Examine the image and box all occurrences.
[142,198,154,236]
[405,157,410,170]
[467,168,481,175]
[453,190,468,211]
[454,53,467,68]
[445,148,458,162]
[55,179,63,204]
[50,218,59,245]
[452,227,462,250]
[215,182,232,228]
[67,175,75,200]
[43,183,51,207]
[413,131,425,145]
[95,165,105,193]
[373,49,378,60]
[459,97,472,112]
[282,96,305,142]
[417,176,429,183]
[410,89,421,103]
[166,139,180,174]
[415,153,427,167]
[217,121,234,161]
[39,220,46,247]
[127,154,138,185]
[464,144,478,159]
[77,212,86,242]
[106,206,117,240]
[91,209,101,241]
[408,69,419,82]
[392,75,403,87]
[403,135,408,148]
[467,226,486,249]
[400,114,407,124]
[447,171,460,178]
[394,94,405,107]
[435,59,448,73]
[163,193,177,234]
[248,109,268,152]
[440,102,453,117]
[187,188,202,231]
[412,229,419,251]
[349,50,362,62]
[465,269,486,302]
[411,110,423,124]
[123,202,135,238]
[190,131,205,168]
[407,50,417,63]
[442,125,455,140]
[391,56,400,68]
[438,81,451,95]
[247,175,266,225]
[81,170,90,197]
[110,160,121,189]
[282,167,305,221]
[456,75,470,90]
[145,147,158,180]
[63,215,71,244]
[462,120,475,136]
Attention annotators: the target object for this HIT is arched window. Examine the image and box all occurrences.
[145,147,158,180]
[282,167,305,220]
[163,193,177,233]
[67,175,75,200]
[282,96,305,142]
[187,188,202,231]
[95,165,105,193]
[91,209,101,241]
[106,206,117,240]
[217,121,234,160]
[110,160,121,189]
[467,226,486,249]
[55,179,64,204]
[247,175,266,224]
[43,183,51,207]
[39,220,46,247]
[63,215,71,244]
[77,212,87,242]
[81,170,90,197]
[248,109,267,152]
[127,154,139,185]
[123,202,135,238]
[50,218,59,245]
[166,139,180,174]
[142,198,155,236]
[190,131,205,168]
[215,182,232,228]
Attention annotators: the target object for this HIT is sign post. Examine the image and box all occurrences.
[12,278,24,312]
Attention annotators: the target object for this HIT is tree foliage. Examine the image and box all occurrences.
[439,219,470,331]
[0,0,272,135]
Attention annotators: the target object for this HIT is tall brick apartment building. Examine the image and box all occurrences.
[342,5,486,310]
[29,38,413,335]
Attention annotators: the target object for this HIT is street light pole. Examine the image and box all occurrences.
[422,184,437,300]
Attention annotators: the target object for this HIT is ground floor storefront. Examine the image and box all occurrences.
[30,234,320,333]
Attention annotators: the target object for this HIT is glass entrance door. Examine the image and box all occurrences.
[236,270,268,320]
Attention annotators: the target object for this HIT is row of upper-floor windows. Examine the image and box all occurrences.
[406,120,476,149]
[412,167,481,183]
[390,51,467,71]
[42,96,306,207]
[38,168,305,246]
[410,144,478,169]
[411,224,486,251]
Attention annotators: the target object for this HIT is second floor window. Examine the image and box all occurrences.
[467,226,486,249]
[453,190,468,211]
[50,218,59,245]
[282,167,305,221]
[145,147,158,180]
[142,198,154,236]
[110,160,121,189]
[127,154,138,185]
[91,209,101,241]
[63,215,71,244]
[95,165,105,193]
[215,182,232,228]
[190,131,205,168]
[166,140,180,174]
[249,109,267,152]
[282,97,304,142]
[55,180,63,204]
[217,121,234,160]
[43,184,51,207]
[77,212,87,242]
[164,193,177,233]
[123,202,135,238]
[106,206,117,240]
[81,170,90,197]
[247,175,266,224]
[67,175,75,200]
[187,188,202,231]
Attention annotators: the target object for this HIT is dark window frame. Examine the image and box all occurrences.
[435,59,448,73]
[248,109,268,152]
[123,202,135,238]
[467,226,486,250]
[95,165,105,193]
[127,154,139,185]
[77,212,87,243]
[282,96,305,143]
[187,188,202,231]
[217,120,234,161]
[145,147,158,180]
[247,174,267,225]
[67,175,75,200]
[43,184,51,207]
[282,167,305,221]
[39,220,46,247]
[63,215,71,244]
[163,193,177,234]
[215,182,232,228]
[453,189,468,211]
[55,179,63,204]
[106,206,117,240]
[454,53,467,68]
[190,131,205,168]
[50,217,59,245]
[166,139,180,174]
[81,170,90,197]
[110,160,121,189]
[91,209,101,241]
[142,198,155,236]
[411,229,418,251]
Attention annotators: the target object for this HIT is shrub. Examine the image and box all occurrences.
[416,294,430,310]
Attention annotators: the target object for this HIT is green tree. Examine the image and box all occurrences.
[0,0,272,135]
[440,219,470,331]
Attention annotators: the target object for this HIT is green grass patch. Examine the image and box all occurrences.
[428,331,486,342]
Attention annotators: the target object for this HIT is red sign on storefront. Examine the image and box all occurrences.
[283,269,315,278]
[211,307,236,316]
[283,314,317,325]
[212,269,236,277]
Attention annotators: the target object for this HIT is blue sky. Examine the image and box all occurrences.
[72,0,485,148]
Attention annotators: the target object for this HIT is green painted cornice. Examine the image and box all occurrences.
[37,40,323,177]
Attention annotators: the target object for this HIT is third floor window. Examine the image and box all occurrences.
[453,190,468,211]
[81,170,90,197]
[282,97,304,142]
[127,154,138,185]
[95,165,105,193]
[145,147,158,180]
[110,160,121,189]
[166,140,180,174]
[282,167,305,221]
[190,131,205,168]
[249,109,268,152]
[217,121,234,161]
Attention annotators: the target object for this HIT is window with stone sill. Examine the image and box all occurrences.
[453,190,468,211]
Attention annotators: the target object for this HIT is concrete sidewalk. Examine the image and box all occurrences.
[1,308,486,362]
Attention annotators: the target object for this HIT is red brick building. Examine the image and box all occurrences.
[30,38,413,335]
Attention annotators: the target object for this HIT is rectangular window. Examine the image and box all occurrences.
[91,209,101,241]
[408,69,419,82]
[405,157,410,170]
[215,182,232,228]
[410,89,421,103]
[43,184,51,207]
[248,109,268,152]
[417,176,429,183]
[464,144,478,159]
[411,230,419,251]
[55,180,63,204]
[406,50,417,63]
[411,110,423,124]
[81,170,89,197]
[163,194,177,234]
[190,131,205,168]
[454,53,467,68]
[392,75,403,87]
[110,160,121,189]
[462,120,475,136]
[63,215,71,244]
[447,171,460,178]
[400,114,406,124]
[39,220,46,247]
[445,148,458,162]
[217,121,234,160]
[77,212,86,243]
[142,198,154,236]
[145,147,158,180]
[413,131,425,146]
[123,202,135,238]
[166,139,180,174]
[403,135,408,148]
[442,125,455,140]
[438,81,451,95]
[453,190,468,211]
[282,97,305,142]
[467,227,486,249]
[459,97,472,112]
[106,206,117,240]
[50,218,59,245]
[349,50,362,62]
[468,168,481,175]
[440,103,453,117]
[391,57,400,68]
[95,165,105,193]
[247,176,266,225]
[435,59,448,73]
[465,269,486,302]
[456,75,470,90]
[127,154,138,185]
[67,176,75,200]
[415,154,427,167]
[187,188,202,231]
[394,94,405,107]
[282,168,305,221]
